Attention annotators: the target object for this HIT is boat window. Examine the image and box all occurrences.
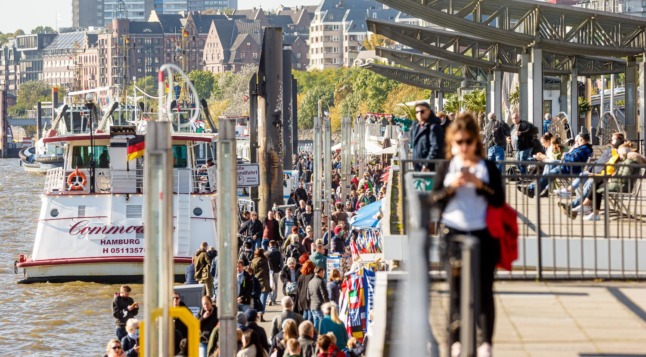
[71,146,110,168]
[173,145,188,168]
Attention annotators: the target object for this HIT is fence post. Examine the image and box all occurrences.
[457,235,480,357]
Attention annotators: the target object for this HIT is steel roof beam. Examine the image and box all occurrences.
[378,0,646,57]
[370,19,626,76]
[362,63,460,92]
[375,47,483,83]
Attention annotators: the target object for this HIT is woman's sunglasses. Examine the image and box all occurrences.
[111,345,122,350]
[455,138,475,146]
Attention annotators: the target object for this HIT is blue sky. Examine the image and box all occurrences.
[0,0,320,34]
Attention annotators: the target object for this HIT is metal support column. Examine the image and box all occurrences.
[216,118,238,357]
[519,52,529,120]
[489,69,503,121]
[143,119,174,357]
[0,90,6,158]
[324,117,332,231]
[435,91,444,112]
[567,67,579,137]
[36,102,42,141]
[527,47,543,129]
[610,74,615,115]
[282,46,293,168]
[313,116,322,239]
[292,77,298,155]
[559,75,568,114]
[639,59,646,147]
[52,87,59,121]
[341,117,352,201]
[249,73,259,210]
[625,56,637,140]
[600,75,605,120]
[257,28,284,221]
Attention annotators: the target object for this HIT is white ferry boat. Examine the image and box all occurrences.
[15,88,218,283]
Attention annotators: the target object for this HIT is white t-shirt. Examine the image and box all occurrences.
[441,157,490,231]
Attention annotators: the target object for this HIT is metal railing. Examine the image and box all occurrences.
[44,166,217,195]
[397,157,646,280]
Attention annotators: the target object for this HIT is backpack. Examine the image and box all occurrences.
[287,244,302,261]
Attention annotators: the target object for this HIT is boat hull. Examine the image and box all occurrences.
[17,257,191,284]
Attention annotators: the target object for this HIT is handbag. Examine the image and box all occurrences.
[285,281,297,295]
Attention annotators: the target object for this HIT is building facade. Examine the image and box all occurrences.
[72,0,103,28]
[308,0,400,70]
[154,0,237,13]
[0,42,20,94]
[15,34,58,84]
[42,32,99,90]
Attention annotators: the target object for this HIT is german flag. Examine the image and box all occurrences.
[127,136,145,161]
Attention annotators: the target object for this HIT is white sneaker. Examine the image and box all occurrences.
[451,342,462,357]
[572,205,592,215]
[583,213,601,221]
[477,342,492,357]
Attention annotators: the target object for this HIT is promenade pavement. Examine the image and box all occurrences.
[430,281,646,357]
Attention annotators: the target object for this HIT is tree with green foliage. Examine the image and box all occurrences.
[188,70,215,102]
[462,89,486,114]
[443,93,460,114]
[129,75,158,110]
[14,29,25,37]
[9,81,55,117]
[209,65,255,118]
[363,34,395,50]
[31,26,55,34]
[298,86,333,129]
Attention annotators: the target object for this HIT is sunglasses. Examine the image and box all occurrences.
[111,346,122,350]
[455,138,475,146]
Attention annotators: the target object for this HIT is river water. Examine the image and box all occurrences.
[0,159,143,356]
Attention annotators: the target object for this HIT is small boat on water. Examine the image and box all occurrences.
[19,139,65,174]
[16,74,220,284]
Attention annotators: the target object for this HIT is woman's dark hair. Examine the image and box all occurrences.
[254,248,264,258]
[542,132,553,142]
[242,329,263,353]
[445,112,486,160]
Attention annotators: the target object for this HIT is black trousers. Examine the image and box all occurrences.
[442,227,500,345]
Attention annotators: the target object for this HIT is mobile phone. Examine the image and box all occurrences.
[461,167,469,174]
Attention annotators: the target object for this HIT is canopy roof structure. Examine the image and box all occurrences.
[367,19,627,76]
[375,47,487,85]
[363,63,461,92]
[376,0,646,57]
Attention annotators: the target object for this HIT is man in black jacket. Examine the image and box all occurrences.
[411,102,445,171]
[113,285,139,341]
[238,211,263,250]
[266,240,283,306]
[484,112,511,172]
[509,112,534,174]
[237,260,254,312]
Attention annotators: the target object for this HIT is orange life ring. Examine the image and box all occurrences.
[67,168,87,191]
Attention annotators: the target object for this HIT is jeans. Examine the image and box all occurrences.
[515,147,532,174]
[529,166,562,193]
[115,326,127,341]
[311,309,324,330]
[487,145,506,172]
[258,291,270,313]
[269,272,279,303]
[253,238,262,251]
[238,304,251,312]
[261,238,270,251]
[302,309,313,323]
[199,342,207,357]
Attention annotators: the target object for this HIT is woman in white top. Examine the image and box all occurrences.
[431,112,505,357]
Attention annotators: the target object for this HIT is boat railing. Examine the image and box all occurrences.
[44,166,216,195]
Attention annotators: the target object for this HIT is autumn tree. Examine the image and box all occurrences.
[362,34,395,50]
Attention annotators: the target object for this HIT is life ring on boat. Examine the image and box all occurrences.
[67,169,87,191]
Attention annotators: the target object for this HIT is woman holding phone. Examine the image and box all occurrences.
[430,112,505,357]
